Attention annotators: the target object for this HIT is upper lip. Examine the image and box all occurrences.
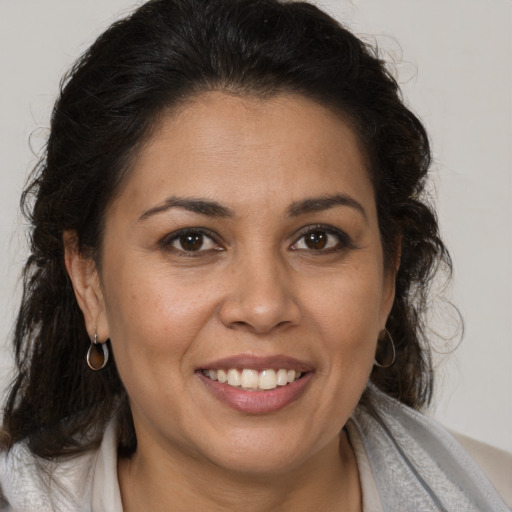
[199,354,315,373]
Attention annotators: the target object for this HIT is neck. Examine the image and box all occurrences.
[118,429,361,512]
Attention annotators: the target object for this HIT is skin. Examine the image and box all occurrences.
[65,92,397,511]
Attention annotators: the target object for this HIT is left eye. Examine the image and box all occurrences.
[291,229,344,251]
[168,231,219,252]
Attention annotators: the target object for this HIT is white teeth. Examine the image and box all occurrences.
[259,369,277,390]
[203,368,304,390]
[227,368,241,387]
[241,369,259,389]
[276,369,288,386]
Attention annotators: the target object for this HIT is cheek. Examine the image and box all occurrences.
[290,268,382,443]
[302,258,385,391]
[100,263,224,430]
[101,259,219,369]
[307,263,385,340]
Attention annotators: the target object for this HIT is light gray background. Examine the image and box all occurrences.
[1,0,511,453]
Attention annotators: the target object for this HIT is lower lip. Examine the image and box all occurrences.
[198,372,313,414]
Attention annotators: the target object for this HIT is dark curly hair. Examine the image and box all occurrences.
[1,0,450,458]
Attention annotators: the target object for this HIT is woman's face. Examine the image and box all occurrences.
[80,92,395,474]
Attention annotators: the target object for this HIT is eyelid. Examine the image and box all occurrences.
[290,224,355,251]
[159,227,224,252]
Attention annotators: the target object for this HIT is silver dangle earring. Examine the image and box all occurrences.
[374,329,396,368]
[86,333,109,370]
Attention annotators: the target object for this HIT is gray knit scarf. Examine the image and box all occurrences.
[351,385,510,511]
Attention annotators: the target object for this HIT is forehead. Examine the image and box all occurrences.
[111,91,375,218]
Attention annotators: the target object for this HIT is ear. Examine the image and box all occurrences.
[63,231,109,341]
[380,235,402,327]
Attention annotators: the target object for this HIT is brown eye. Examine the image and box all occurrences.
[291,226,351,252]
[165,230,220,253]
[304,231,328,250]
[179,233,204,251]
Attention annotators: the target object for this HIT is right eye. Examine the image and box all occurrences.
[162,229,221,253]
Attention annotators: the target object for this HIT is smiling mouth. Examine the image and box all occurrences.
[201,368,304,391]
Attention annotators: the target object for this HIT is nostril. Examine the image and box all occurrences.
[218,284,302,333]
[226,319,294,334]
[230,320,249,329]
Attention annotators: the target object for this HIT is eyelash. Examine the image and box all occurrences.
[159,228,223,255]
[159,224,354,255]
[291,224,355,253]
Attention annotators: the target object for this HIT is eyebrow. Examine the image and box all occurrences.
[287,194,367,220]
[138,193,366,222]
[138,196,234,222]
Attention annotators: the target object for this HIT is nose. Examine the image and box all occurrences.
[219,253,302,334]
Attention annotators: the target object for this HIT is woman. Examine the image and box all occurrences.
[0,0,510,510]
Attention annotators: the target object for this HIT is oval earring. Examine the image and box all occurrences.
[86,333,109,370]
[374,329,396,368]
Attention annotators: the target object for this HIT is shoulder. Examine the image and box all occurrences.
[351,385,512,511]
[0,441,97,511]
[450,431,512,508]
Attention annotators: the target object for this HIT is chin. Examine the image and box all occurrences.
[200,426,324,476]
